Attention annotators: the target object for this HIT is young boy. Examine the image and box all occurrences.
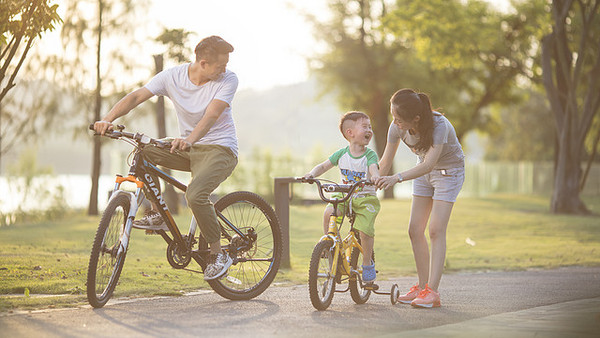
[304,111,381,283]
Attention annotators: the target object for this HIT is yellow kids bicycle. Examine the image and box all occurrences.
[297,177,399,311]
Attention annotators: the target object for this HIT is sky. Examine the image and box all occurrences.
[37,0,510,92]
[149,0,329,91]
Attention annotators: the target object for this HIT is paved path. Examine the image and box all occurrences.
[1,267,599,337]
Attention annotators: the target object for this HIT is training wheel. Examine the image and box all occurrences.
[390,284,400,305]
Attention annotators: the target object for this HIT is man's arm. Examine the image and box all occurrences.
[170,99,229,152]
[94,88,154,135]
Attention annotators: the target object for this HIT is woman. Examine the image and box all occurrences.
[375,88,465,308]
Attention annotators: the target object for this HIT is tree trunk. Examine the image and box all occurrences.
[370,91,394,199]
[88,0,103,216]
[551,136,588,214]
[153,54,179,214]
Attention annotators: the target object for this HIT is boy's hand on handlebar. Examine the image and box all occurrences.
[94,121,113,135]
[375,175,400,190]
[303,173,314,180]
[170,138,191,153]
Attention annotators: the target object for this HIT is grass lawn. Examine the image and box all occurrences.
[1,194,599,311]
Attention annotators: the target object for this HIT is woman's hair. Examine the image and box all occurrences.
[390,89,434,152]
[195,36,234,62]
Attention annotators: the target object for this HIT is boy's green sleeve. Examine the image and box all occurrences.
[366,148,379,167]
[328,147,348,166]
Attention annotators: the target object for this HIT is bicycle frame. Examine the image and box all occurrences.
[109,138,247,269]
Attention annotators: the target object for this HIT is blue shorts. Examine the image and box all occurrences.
[413,167,465,203]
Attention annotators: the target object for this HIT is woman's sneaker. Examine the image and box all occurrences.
[411,284,441,308]
[362,263,376,283]
[204,251,233,281]
[132,211,168,231]
[397,283,422,304]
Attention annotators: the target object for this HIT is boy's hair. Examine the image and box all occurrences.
[339,111,369,140]
[195,36,234,62]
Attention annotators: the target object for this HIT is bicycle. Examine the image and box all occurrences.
[297,177,399,310]
[86,124,282,308]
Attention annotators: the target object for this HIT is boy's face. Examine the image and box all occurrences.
[347,117,373,145]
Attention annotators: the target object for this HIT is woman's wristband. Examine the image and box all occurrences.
[397,173,403,183]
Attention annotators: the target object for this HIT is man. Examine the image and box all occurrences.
[93,35,238,280]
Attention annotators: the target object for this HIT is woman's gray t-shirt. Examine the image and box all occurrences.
[387,112,464,169]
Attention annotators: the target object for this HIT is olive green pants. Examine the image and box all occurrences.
[142,144,237,243]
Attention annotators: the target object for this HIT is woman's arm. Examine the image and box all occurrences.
[399,144,443,181]
[378,140,400,176]
[375,144,444,189]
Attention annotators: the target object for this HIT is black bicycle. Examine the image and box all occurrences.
[86,125,282,308]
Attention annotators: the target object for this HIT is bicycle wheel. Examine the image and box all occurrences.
[205,191,282,300]
[308,240,336,310]
[349,243,372,304]
[86,193,130,308]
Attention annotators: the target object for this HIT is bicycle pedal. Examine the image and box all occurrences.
[364,283,379,291]
[145,230,159,235]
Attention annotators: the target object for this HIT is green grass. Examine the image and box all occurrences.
[1,194,599,312]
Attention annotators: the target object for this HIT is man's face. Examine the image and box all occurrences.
[203,53,229,80]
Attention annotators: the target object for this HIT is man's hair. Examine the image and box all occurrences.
[339,111,369,140]
[194,36,234,62]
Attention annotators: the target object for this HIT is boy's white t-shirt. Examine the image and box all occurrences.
[329,146,379,195]
[144,64,239,157]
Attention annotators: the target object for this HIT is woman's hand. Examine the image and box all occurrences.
[375,175,401,190]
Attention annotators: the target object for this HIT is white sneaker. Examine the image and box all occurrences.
[204,251,233,280]
[132,211,169,231]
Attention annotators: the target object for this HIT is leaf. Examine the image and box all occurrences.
[24,287,30,297]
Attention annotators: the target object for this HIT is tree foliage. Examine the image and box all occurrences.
[0,0,61,103]
[0,0,61,163]
[384,0,545,140]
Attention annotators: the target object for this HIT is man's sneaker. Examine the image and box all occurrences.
[411,284,441,308]
[362,263,376,283]
[397,283,422,304]
[204,251,233,281]
[132,211,169,231]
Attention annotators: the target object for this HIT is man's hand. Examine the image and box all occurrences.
[170,138,192,153]
[93,121,113,135]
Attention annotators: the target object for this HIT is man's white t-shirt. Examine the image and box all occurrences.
[144,64,239,157]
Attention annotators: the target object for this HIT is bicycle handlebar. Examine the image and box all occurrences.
[295,177,373,205]
[89,123,171,149]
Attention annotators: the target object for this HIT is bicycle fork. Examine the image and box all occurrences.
[110,175,145,259]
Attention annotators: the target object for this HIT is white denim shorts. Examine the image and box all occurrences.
[413,167,465,203]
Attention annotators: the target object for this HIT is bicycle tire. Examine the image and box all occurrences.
[308,240,336,310]
[349,243,372,304]
[205,191,282,300]
[86,193,130,308]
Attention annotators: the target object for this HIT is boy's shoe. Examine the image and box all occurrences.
[397,283,422,304]
[362,263,376,283]
[204,251,233,281]
[411,284,441,308]
[132,211,168,231]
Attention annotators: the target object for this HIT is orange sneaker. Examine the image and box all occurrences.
[411,284,441,308]
[397,283,422,304]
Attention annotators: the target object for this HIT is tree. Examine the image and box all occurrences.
[59,0,147,215]
[309,0,418,198]
[152,28,193,214]
[484,90,555,161]
[0,0,61,168]
[541,0,600,214]
[385,0,543,140]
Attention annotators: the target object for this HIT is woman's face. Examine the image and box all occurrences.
[391,108,419,130]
